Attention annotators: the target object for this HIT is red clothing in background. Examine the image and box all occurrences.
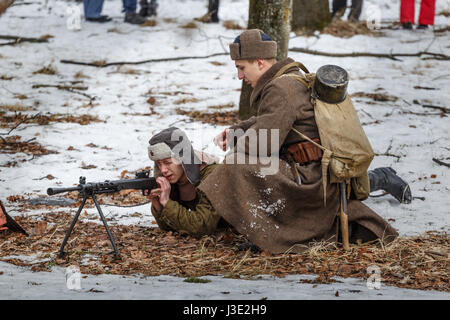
[400,0,436,25]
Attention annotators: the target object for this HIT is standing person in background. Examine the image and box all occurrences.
[331,0,363,22]
[400,0,436,29]
[83,0,111,23]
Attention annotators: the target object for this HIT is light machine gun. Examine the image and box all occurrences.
[47,170,157,258]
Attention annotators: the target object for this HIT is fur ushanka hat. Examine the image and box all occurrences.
[229,29,277,60]
[148,127,202,185]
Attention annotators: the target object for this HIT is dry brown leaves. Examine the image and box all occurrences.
[0,135,57,156]
[222,20,245,30]
[140,20,157,27]
[0,112,102,129]
[0,213,448,292]
[33,65,57,75]
[351,92,399,103]
[175,109,238,126]
[321,19,382,38]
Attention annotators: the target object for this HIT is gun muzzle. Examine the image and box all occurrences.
[47,186,81,196]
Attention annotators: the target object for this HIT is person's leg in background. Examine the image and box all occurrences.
[348,0,363,22]
[332,0,347,19]
[400,0,415,29]
[418,0,436,28]
[83,0,111,22]
[139,0,158,17]
[123,0,147,24]
[208,0,220,23]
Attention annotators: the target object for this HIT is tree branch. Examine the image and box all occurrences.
[432,158,450,168]
[0,113,41,136]
[289,47,450,61]
[0,34,48,46]
[60,52,228,68]
[31,84,94,100]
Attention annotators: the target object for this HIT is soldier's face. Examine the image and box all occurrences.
[235,59,265,88]
[156,157,187,184]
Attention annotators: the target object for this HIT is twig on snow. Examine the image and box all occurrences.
[432,158,450,168]
[60,52,229,68]
[288,47,450,61]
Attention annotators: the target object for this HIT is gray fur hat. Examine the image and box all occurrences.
[148,127,202,185]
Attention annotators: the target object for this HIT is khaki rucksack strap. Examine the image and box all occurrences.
[273,62,315,90]
[291,127,351,206]
[274,62,310,79]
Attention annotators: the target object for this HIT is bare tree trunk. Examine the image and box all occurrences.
[238,0,292,120]
[0,0,15,16]
[291,0,331,34]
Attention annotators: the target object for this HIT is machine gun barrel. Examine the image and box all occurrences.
[47,186,82,195]
[46,171,158,196]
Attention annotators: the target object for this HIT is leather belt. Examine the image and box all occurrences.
[287,138,323,165]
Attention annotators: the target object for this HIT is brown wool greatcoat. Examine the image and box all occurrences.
[198,58,398,254]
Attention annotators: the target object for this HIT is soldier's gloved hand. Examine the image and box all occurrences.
[213,128,232,151]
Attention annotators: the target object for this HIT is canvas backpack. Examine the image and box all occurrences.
[273,62,374,204]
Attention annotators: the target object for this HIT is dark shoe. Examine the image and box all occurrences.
[124,12,147,25]
[368,167,412,204]
[417,24,429,29]
[86,15,112,23]
[402,22,413,29]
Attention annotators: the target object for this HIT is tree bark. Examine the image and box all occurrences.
[0,0,15,16]
[291,0,331,34]
[238,0,292,120]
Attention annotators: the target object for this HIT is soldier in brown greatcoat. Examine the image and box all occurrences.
[197,29,408,253]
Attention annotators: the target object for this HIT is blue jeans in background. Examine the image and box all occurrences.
[122,0,137,13]
[83,0,105,18]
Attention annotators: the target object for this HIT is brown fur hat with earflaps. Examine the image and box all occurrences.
[229,29,277,60]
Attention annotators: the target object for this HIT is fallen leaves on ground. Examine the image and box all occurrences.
[33,65,57,75]
[0,214,448,292]
[351,92,399,102]
[321,19,382,38]
[0,135,57,156]
[0,112,102,129]
[175,109,238,126]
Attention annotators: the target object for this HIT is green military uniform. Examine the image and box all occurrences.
[151,164,221,237]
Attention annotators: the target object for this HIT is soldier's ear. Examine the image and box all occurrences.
[257,58,265,70]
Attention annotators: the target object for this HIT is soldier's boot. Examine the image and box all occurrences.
[368,167,412,204]
[138,0,149,17]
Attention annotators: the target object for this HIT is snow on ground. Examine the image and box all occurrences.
[0,0,449,299]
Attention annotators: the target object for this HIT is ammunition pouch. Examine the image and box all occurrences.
[287,138,323,165]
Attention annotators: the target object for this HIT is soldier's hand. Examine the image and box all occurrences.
[156,176,171,207]
[213,128,232,151]
[148,187,163,212]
